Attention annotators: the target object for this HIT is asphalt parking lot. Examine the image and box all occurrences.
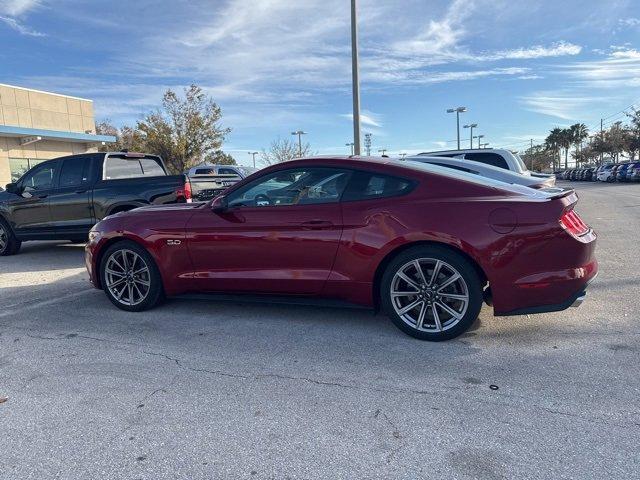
[1,181,639,479]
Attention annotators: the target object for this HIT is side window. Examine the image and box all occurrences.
[464,153,509,170]
[59,157,90,187]
[227,168,351,208]
[218,168,238,175]
[140,158,166,176]
[195,168,215,175]
[21,162,58,191]
[343,172,414,201]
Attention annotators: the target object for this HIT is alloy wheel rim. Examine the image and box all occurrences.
[390,258,469,332]
[0,224,7,253]
[105,249,151,306]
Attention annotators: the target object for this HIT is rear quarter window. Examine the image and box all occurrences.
[342,171,414,201]
[104,156,165,179]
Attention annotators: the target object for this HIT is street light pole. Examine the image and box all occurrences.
[351,0,361,155]
[463,123,477,149]
[378,148,387,156]
[291,131,307,157]
[477,134,485,148]
[248,151,259,168]
[447,107,467,150]
[345,142,355,155]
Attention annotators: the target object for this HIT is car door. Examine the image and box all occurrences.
[48,155,95,236]
[9,160,60,236]
[186,166,352,294]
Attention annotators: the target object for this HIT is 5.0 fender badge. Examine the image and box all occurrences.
[166,239,182,246]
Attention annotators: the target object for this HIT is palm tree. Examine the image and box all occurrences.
[545,128,563,170]
[558,128,573,169]
[570,123,589,165]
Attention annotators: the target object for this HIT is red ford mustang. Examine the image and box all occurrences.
[85,156,597,341]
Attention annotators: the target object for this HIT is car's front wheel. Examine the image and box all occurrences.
[380,246,483,341]
[0,218,21,256]
[99,240,164,311]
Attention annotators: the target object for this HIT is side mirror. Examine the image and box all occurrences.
[211,195,229,213]
[5,183,18,194]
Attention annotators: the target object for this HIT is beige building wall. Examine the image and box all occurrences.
[0,84,100,186]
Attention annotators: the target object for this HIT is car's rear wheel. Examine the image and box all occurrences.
[380,246,483,341]
[0,218,21,256]
[100,241,163,311]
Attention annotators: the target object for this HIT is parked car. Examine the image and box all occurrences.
[626,162,640,181]
[186,164,259,179]
[402,156,557,189]
[85,156,597,342]
[583,168,594,181]
[417,149,556,186]
[616,163,632,182]
[596,164,616,182]
[609,165,621,182]
[0,152,192,256]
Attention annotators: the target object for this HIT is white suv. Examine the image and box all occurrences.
[418,149,555,185]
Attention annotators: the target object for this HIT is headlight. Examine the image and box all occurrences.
[88,230,102,242]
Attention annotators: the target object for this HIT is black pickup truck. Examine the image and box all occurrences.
[0,152,197,255]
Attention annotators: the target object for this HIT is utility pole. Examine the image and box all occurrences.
[345,142,355,155]
[378,148,387,156]
[248,151,259,168]
[364,133,372,156]
[351,0,361,155]
[463,123,477,149]
[476,134,485,149]
[447,106,467,150]
[291,131,307,157]
[600,118,604,165]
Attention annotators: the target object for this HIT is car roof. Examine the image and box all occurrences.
[252,156,558,200]
[417,148,508,155]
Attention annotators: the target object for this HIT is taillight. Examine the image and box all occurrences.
[184,180,192,203]
[560,209,589,239]
[176,181,193,203]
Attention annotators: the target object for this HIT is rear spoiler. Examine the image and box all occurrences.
[538,186,575,199]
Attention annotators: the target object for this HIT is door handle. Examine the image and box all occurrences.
[300,220,334,230]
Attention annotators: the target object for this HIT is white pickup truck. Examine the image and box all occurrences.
[417,149,556,186]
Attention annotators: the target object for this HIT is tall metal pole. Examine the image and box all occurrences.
[248,151,258,168]
[351,0,361,155]
[600,118,603,165]
[456,110,461,150]
[297,133,302,157]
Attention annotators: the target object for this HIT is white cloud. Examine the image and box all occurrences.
[340,111,383,128]
[480,41,582,61]
[0,0,44,36]
[0,15,44,36]
[0,0,41,16]
[561,46,640,89]
[520,91,617,120]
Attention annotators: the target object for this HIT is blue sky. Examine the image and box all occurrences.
[1,0,640,165]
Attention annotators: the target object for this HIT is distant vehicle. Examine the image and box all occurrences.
[85,156,597,341]
[583,168,594,181]
[596,164,616,182]
[609,165,621,182]
[616,163,632,182]
[0,152,192,256]
[403,156,557,189]
[626,162,640,182]
[186,164,259,179]
[417,149,556,185]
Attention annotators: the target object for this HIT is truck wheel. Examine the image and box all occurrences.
[380,246,483,341]
[0,218,21,256]
[99,240,164,312]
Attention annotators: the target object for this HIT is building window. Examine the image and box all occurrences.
[9,158,46,183]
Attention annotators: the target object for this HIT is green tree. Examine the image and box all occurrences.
[95,121,146,153]
[137,85,231,174]
[545,128,563,170]
[205,150,237,165]
[569,123,589,164]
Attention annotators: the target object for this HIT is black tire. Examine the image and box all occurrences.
[380,245,483,341]
[99,240,164,312]
[0,217,22,256]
